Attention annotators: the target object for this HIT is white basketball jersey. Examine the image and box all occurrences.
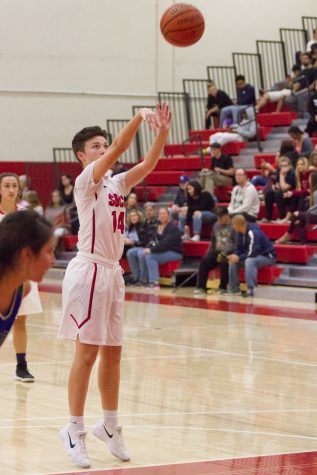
[75,162,130,261]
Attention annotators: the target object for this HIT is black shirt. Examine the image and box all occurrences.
[207,90,233,111]
[211,154,234,174]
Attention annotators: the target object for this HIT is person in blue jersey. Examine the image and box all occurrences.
[0,211,54,347]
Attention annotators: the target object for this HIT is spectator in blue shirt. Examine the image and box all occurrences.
[219,75,256,127]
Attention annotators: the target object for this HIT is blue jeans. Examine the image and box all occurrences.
[229,255,276,291]
[178,211,216,234]
[251,175,268,187]
[126,247,148,283]
[219,105,247,127]
[145,251,182,284]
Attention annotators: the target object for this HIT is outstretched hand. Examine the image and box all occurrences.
[140,103,172,133]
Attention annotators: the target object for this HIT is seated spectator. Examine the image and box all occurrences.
[285,65,311,116]
[126,202,158,284]
[205,83,233,129]
[256,82,292,113]
[193,207,235,295]
[227,214,276,297]
[283,157,310,221]
[109,161,127,177]
[142,207,183,289]
[228,169,259,222]
[263,156,296,222]
[58,174,74,204]
[276,171,317,244]
[208,107,257,146]
[44,190,71,251]
[219,75,256,127]
[126,192,139,214]
[178,180,216,241]
[251,160,275,187]
[169,175,189,219]
[278,139,300,168]
[18,174,32,208]
[123,209,144,257]
[308,150,317,171]
[200,142,235,196]
[306,29,317,52]
[25,190,44,215]
[306,80,317,137]
[288,125,314,158]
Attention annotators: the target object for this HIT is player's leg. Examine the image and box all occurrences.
[93,345,130,461]
[12,315,34,382]
[60,341,99,468]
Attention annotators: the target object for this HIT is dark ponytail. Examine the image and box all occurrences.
[0,210,53,280]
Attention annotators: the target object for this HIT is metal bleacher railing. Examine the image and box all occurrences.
[279,28,307,72]
[256,40,287,90]
[302,16,317,39]
[232,52,263,98]
[158,91,191,145]
[206,65,237,100]
[183,79,211,131]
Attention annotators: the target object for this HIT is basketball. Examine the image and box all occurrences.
[160,3,205,47]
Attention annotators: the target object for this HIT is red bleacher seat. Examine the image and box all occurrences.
[134,185,167,202]
[154,157,211,171]
[274,244,317,264]
[215,186,232,202]
[164,141,245,157]
[62,235,78,251]
[257,112,297,127]
[189,127,272,142]
[258,203,279,220]
[208,265,283,285]
[254,223,317,242]
[254,154,276,168]
[312,137,317,146]
[144,171,194,186]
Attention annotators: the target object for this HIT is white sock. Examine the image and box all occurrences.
[103,410,118,428]
[69,415,85,433]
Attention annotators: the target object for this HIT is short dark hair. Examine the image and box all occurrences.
[291,64,300,72]
[72,126,109,161]
[235,74,245,82]
[288,125,303,137]
[216,207,229,217]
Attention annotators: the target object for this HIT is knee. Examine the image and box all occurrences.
[245,258,254,269]
[80,349,98,368]
[193,211,201,218]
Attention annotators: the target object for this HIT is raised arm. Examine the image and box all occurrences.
[93,108,158,183]
[125,103,172,190]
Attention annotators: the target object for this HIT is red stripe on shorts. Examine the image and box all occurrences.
[70,263,98,329]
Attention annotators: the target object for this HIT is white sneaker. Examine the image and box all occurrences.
[190,234,200,242]
[181,233,190,241]
[59,424,90,468]
[92,421,130,461]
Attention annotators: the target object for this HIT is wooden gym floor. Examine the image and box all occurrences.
[1,284,317,474]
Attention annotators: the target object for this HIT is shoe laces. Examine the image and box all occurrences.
[77,431,88,454]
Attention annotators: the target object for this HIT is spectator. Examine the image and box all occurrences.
[123,209,144,258]
[179,180,216,241]
[126,192,139,214]
[251,160,275,187]
[142,207,183,289]
[205,83,233,129]
[306,80,317,137]
[228,169,259,222]
[288,125,314,158]
[263,156,296,222]
[285,65,311,116]
[276,172,317,244]
[208,107,257,146]
[200,142,235,196]
[308,150,317,171]
[44,190,71,251]
[256,82,292,113]
[18,174,32,208]
[227,214,276,297]
[193,207,235,295]
[169,175,189,219]
[58,174,74,204]
[306,29,317,52]
[109,161,127,177]
[278,139,300,168]
[126,202,158,284]
[219,75,255,127]
[25,190,44,215]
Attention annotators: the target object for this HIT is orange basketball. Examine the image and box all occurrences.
[160,3,205,47]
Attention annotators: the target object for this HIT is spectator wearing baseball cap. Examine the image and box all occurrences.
[169,175,189,219]
[200,143,235,196]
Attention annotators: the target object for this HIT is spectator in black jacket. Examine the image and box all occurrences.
[143,207,183,289]
[306,80,317,137]
[263,156,296,222]
[288,125,314,158]
[205,83,233,129]
[219,75,256,127]
[126,202,158,284]
[179,180,216,241]
[200,142,235,196]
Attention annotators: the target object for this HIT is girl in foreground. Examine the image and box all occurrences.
[0,211,54,347]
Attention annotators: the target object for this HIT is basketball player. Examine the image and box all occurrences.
[0,211,54,347]
[0,173,43,381]
[58,104,171,468]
